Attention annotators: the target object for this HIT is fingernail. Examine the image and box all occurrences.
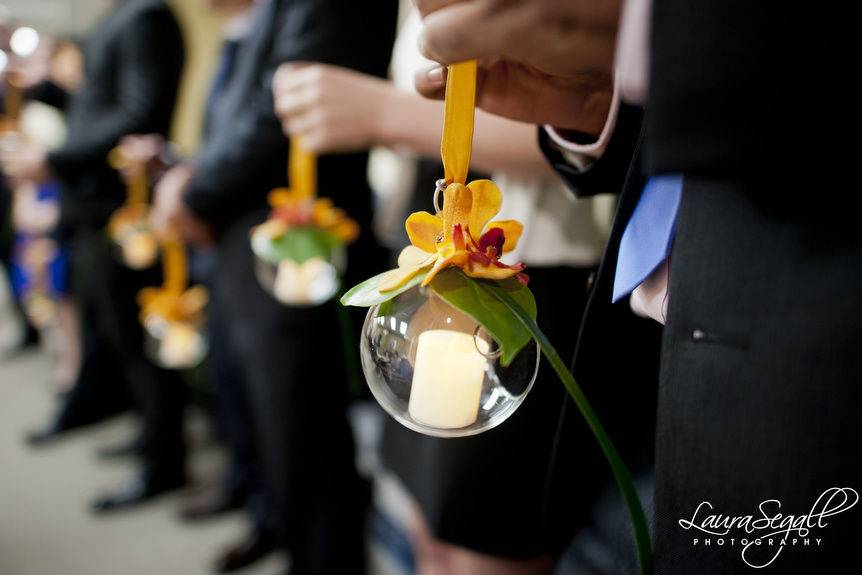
[426,66,445,84]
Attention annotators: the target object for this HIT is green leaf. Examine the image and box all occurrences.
[479,281,652,575]
[428,269,536,367]
[251,227,341,265]
[340,268,429,307]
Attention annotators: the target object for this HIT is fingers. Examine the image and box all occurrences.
[414,0,465,18]
[149,206,171,239]
[272,61,315,100]
[414,65,447,99]
[274,86,316,125]
[418,2,504,64]
[273,63,326,138]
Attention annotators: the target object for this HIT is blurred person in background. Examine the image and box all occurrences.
[1,36,84,392]
[115,0,278,570]
[0,0,187,513]
[271,8,650,575]
[149,0,398,572]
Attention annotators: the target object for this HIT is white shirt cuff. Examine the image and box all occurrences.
[543,84,620,171]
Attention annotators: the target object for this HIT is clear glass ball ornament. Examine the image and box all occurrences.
[22,290,56,329]
[253,238,346,307]
[360,285,539,437]
[110,207,159,270]
[143,315,208,370]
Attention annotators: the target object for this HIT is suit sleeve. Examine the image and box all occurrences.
[184,0,398,226]
[538,103,644,198]
[47,7,183,181]
[26,80,70,111]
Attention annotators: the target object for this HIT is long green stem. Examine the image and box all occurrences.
[481,282,653,575]
[336,295,362,398]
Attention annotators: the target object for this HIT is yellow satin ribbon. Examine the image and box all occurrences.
[107,147,149,206]
[289,136,316,200]
[161,237,188,295]
[138,237,207,324]
[1,71,24,132]
[441,60,477,185]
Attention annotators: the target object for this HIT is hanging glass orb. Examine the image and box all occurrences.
[22,290,56,329]
[109,206,159,270]
[143,314,207,370]
[360,285,539,437]
[17,238,60,328]
[251,228,346,307]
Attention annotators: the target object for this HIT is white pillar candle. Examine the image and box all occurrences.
[408,329,489,429]
[122,231,158,270]
[273,257,338,305]
[158,322,205,369]
[273,260,306,304]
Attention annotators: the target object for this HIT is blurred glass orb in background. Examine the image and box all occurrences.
[143,315,207,371]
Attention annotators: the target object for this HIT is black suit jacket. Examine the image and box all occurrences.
[38,0,184,228]
[645,2,861,573]
[546,2,861,572]
[184,0,397,262]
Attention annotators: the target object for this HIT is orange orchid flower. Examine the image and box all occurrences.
[255,187,359,244]
[379,179,527,292]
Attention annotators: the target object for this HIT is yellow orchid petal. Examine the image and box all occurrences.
[464,264,522,281]
[405,211,444,253]
[467,179,502,236]
[177,286,209,317]
[331,219,360,244]
[485,219,523,252]
[268,188,294,208]
[253,218,289,239]
[398,245,437,268]
[421,251,469,286]
[312,198,335,220]
[379,262,433,292]
[137,286,159,307]
[441,183,472,238]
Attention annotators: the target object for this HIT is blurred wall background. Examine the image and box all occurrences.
[1,0,224,153]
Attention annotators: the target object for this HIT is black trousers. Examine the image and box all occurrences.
[69,227,185,479]
[208,303,278,534]
[214,211,368,574]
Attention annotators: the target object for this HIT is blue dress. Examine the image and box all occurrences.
[9,181,69,299]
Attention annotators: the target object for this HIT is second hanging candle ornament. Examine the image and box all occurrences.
[250,138,359,306]
[107,146,159,270]
[137,236,208,370]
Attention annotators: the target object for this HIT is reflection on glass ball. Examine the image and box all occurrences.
[254,247,345,307]
[23,291,56,329]
[110,206,159,270]
[120,230,159,270]
[360,285,539,437]
[143,315,207,370]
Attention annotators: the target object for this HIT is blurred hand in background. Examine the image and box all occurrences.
[150,161,213,246]
[0,142,51,185]
[114,133,172,185]
[272,62,392,153]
